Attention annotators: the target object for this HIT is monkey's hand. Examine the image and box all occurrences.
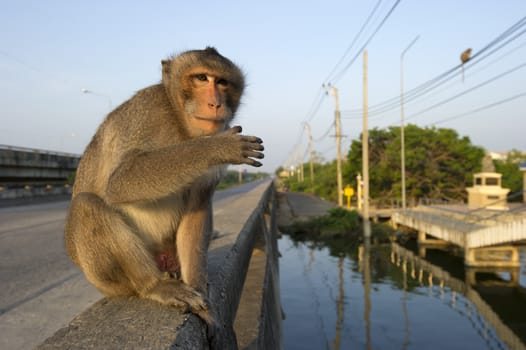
[216,125,264,167]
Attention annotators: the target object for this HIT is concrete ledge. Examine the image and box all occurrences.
[37,298,207,349]
[38,180,278,350]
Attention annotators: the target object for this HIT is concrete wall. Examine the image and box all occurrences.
[0,145,80,199]
[0,185,72,200]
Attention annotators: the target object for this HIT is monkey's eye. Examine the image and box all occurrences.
[216,78,229,87]
[195,74,208,82]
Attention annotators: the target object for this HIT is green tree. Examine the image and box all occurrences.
[282,160,339,202]
[494,149,525,202]
[345,124,485,203]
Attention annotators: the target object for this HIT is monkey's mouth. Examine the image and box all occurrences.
[194,116,226,123]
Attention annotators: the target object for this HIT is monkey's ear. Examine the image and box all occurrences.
[161,60,170,73]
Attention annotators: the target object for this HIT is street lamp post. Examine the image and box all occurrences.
[400,35,419,210]
[81,88,113,110]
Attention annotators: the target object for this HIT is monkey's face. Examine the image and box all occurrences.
[184,70,233,136]
[162,48,245,137]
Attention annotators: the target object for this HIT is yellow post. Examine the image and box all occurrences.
[344,185,354,209]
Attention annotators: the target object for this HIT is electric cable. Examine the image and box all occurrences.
[331,0,402,85]
[324,0,384,84]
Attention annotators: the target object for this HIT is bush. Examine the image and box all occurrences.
[287,208,362,239]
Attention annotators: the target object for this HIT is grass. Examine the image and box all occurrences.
[284,207,395,242]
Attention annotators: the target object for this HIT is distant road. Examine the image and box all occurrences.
[0,178,270,350]
[214,177,268,202]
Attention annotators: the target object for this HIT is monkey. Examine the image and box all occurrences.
[64,47,264,335]
[460,48,472,64]
[460,48,472,82]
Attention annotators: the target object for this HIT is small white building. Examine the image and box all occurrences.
[466,172,509,210]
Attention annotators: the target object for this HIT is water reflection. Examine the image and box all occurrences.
[361,221,372,350]
[391,242,525,350]
[279,233,526,350]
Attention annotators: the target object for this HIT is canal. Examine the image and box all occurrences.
[279,233,526,350]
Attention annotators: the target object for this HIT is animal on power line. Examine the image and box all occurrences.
[460,48,472,82]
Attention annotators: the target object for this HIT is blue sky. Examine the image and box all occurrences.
[1,1,525,173]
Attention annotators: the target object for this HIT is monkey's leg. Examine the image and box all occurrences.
[176,203,217,328]
[177,207,210,293]
[65,192,207,312]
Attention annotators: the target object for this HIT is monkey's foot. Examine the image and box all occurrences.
[146,279,208,313]
[145,280,219,343]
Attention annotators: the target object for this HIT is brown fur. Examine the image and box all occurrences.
[64,47,263,331]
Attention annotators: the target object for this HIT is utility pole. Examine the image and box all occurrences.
[400,35,419,210]
[304,122,315,192]
[296,145,304,183]
[362,50,370,222]
[357,173,362,211]
[323,84,343,206]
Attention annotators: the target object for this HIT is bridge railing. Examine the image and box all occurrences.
[0,144,81,158]
[37,180,282,350]
[417,189,526,225]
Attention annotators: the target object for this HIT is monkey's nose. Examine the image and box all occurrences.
[208,102,222,109]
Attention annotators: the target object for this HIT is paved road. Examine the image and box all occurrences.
[0,200,101,350]
[0,178,270,350]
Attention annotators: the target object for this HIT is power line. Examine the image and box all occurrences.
[400,26,526,116]
[406,60,526,121]
[324,0,384,84]
[397,39,526,110]
[306,90,327,122]
[0,50,41,73]
[331,0,402,84]
[428,91,526,126]
[284,0,402,170]
[341,15,526,117]
[284,12,526,171]
[313,121,336,142]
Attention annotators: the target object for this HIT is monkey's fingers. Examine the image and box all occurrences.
[244,158,263,167]
[241,140,264,167]
[240,135,263,144]
[242,141,264,152]
[227,125,243,134]
[243,150,264,159]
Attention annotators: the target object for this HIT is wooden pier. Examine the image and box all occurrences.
[391,205,526,267]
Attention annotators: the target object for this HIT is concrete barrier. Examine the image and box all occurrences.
[0,145,80,200]
[0,185,72,200]
[37,180,282,350]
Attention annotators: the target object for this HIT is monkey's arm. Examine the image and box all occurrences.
[105,126,263,204]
